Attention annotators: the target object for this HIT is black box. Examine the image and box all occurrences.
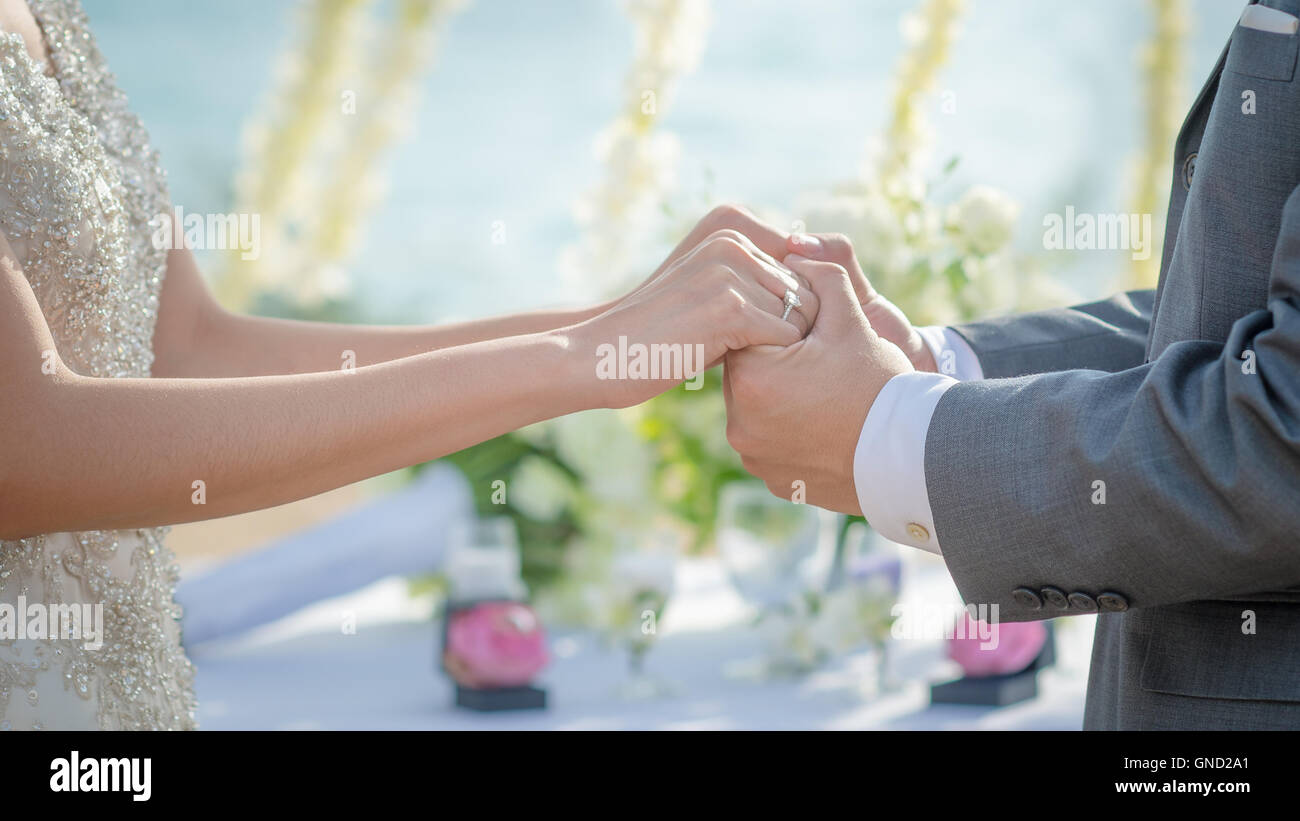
[454,683,547,712]
[929,622,1056,707]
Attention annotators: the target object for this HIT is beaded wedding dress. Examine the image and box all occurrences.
[0,0,197,730]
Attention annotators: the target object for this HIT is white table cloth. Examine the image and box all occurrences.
[189,555,1093,730]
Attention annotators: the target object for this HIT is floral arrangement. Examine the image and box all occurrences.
[947,613,1046,678]
[756,552,901,676]
[443,601,549,688]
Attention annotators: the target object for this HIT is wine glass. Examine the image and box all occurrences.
[839,522,904,694]
[602,537,677,699]
[716,481,835,676]
[445,517,526,604]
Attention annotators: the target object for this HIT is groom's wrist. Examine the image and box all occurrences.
[907,331,939,373]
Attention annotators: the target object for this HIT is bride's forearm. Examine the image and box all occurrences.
[2,328,600,539]
[159,300,612,378]
[151,245,611,378]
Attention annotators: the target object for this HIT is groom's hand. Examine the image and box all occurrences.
[785,233,937,373]
[723,255,913,514]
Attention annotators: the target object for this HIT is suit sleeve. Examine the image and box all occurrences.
[925,186,1300,621]
[950,290,1154,378]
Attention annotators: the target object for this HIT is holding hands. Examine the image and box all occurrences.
[786,231,938,374]
[575,205,819,409]
[724,239,914,514]
[571,203,928,515]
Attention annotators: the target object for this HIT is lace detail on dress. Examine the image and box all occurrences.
[0,0,196,730]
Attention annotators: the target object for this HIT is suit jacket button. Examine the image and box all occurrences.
[1068,592,1098,612]
[1040,586,1069,608]
[1182,152,1197,190]
[1097,592,1129,612]
[1012,587,1043,610]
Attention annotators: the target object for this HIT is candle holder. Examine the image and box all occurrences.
[929,621,1056,707]
[439,598,548,712]
[437,518,549,712]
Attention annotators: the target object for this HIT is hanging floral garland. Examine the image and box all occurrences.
[219,0,466,309]
[311,0,467,279]
[1126,0,1187,290]
[875,0,966,201]
[557,0,712,298]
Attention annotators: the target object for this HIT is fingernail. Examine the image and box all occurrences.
[790,233,822,251]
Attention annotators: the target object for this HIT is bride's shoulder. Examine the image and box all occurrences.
[0,1,52,71]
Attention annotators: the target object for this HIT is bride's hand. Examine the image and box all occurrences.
[574,229,820,409]
[631,203,793,293]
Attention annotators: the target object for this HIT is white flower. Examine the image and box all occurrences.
[626,0,711,78]
[510,455,574,521]
[563,410,655,506]
[795,190,902,259]
[947,184,1020,256]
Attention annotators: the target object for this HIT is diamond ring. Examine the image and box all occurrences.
[781,289,802,322]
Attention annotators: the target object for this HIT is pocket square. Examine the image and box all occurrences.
[1240,4,1300,35]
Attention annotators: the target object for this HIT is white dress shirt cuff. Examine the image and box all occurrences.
[853,371,956,555]
[916,325,984,381]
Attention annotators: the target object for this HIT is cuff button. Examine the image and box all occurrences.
[1067,592,1098,612]
[1012,587,1043,610]
[905,522,930,542]
[1040,586,1069,608]
[1097,592,1129,612]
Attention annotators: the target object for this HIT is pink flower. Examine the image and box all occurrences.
[444,602,549,688]
[947,613,1047,678]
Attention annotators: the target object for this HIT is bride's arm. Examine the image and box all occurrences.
[0,224,813,540]
[151,205,790,378]
[150,246,613,377]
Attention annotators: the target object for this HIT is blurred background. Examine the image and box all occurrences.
[81,0,1247,728]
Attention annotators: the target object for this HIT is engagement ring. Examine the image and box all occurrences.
[781,289,802,321]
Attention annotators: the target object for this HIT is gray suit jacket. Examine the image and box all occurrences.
[926,0,1300,729]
